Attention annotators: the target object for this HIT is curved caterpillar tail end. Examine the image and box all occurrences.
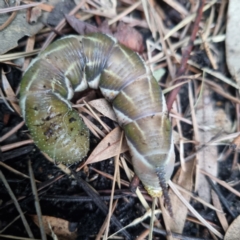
[156,166,173,218]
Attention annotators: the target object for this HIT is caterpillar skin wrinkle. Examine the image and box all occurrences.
[20,33,175,198]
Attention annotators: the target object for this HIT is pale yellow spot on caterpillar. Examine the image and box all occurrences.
[41,43,66,58]
[51,78,62,92]
[118,46,136,66]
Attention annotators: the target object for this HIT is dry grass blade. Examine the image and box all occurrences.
[96,200,118,240]
[0,170,34,238]
[213,0,227,36]
[83,100,111,133]
[104,132,123,239]
[108,208,161,238]
[1,72,20,114]
[22,36,36,71]
[0,49,40,62]
[0,121,24,142]
[159,196,173,240]
[90,166,130,187]
[189,61,239,90]
[0,235,39,240]
[148,197,156,240]
[199,31,218,69]
[28,160,47,240]
[175,184,223,213]
[169,181,223,239]
[163,0,188,17]
[0,215,22,234]
[0,161,40,182]
[108,1,141,25]
[164,0,217,40]
[0,87,14,112]
[0,139,34,152]
[199,170,240,198]
[71,171,132,239]
[0,2,41,14]
[80,113,106,139]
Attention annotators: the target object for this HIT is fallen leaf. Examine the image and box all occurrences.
[65,15,111,35]
[224,215,240,240]
[0,0,59,54]
[31,215,77,240]
[166,160,195,233]
[89,98,117,122]
[83,127,128,166]
[114,22,144,53]
[211,190,229,232]
[47,0,76,26]
[65,16,144,52]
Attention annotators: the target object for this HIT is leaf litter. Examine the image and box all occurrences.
[0,0,240,240]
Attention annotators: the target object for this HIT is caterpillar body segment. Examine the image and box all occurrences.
[20,33,175,197]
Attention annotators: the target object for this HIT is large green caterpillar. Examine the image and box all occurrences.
[20,33,175,198]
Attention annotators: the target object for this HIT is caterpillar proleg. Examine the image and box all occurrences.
[20,33,175,199]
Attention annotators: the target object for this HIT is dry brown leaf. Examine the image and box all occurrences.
[166,160,195,234]
[224,215,240,240]
[114,22,145,53]
[0,0,58,54]
[89,98,117,122]
[31,215,77,240]
[1,73,20,115]
[211,190,229,232]
[196,88,232,203]
[83,127,129,166]
[226,0,240,90]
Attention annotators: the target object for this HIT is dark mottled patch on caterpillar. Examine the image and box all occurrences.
[79,130,86,136]
[44,127,54,139]
[69,117,76,123]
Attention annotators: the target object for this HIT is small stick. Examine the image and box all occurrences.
[148,197,156,240]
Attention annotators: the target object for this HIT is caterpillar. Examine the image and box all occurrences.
[19,33,175,199]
